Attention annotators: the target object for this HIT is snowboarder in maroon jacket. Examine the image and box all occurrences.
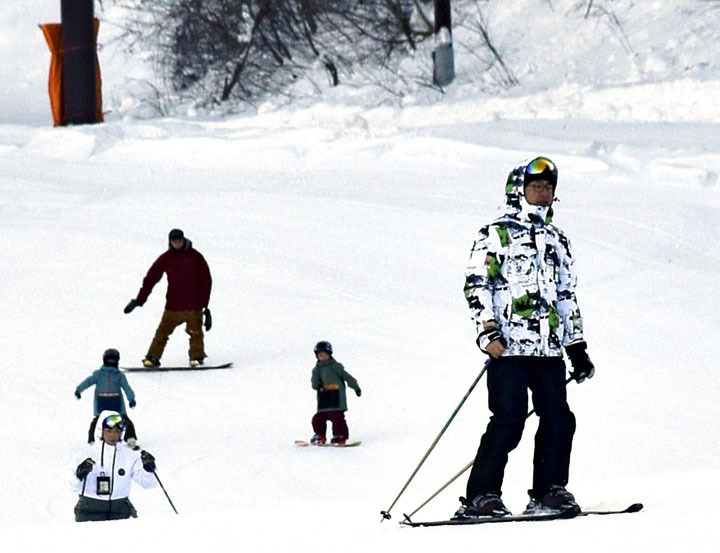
[124,229,212,367]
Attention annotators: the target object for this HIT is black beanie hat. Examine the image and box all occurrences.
[169,228,184,241]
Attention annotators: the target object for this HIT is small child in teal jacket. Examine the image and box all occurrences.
[75,348,140,449]
[310,341,361,445]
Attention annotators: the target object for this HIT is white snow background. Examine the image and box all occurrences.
[1,1,719,551]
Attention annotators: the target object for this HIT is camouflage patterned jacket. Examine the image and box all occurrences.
[464,160,584,357]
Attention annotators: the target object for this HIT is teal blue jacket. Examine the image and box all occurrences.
[76,365,135,416]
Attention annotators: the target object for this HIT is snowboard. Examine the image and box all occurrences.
[400,503,643,527]
[121,362,233,372]
[294,439,362,448]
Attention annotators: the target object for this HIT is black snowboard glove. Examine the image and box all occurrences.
[566,342,595,383]
[124,299,140,314]
[476,327,507,354]
[129,400,136,408]
[75,391,81,399]
[76,458,95,480]
[355,388,362,397]
[203,307,212,331]
[140,450,156,473]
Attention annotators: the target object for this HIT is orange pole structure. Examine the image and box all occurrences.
[39,18,103,126]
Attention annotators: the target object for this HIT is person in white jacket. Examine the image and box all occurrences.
[71,410,157,522]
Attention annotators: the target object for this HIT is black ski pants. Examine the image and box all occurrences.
[465,356,576,502]
[74,496,137,522]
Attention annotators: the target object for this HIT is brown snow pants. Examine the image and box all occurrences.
[146,309,205,361]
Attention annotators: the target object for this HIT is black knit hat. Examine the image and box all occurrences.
[169,228,184,241]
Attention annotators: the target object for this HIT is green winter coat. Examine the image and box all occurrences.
[311,359,360,413]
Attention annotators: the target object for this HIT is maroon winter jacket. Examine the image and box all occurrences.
[136,239,212,311]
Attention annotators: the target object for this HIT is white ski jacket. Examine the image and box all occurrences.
[70,410,156,500]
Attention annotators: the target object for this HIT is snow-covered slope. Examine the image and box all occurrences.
[1,2,719,552]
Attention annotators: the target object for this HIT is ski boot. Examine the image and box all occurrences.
[457,493,511,518]
[524,486,580,515]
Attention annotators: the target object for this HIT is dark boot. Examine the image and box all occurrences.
[142,355,160,368]
[456,493,511,518]
[525,485,580,515]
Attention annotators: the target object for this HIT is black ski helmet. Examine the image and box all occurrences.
[102,412,126,431]
[314,341,333,355]
[103,348,120,366]
[523,156,558,187]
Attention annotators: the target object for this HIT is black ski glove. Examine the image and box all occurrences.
[129,400,136,408]
[355,388,362,397]
[140,450,156,473]
[203,307,212,331]
[566,342,595,383]
[75,391,81,399]
[124,299,140,314]
[476,327,507,354]
[76,458,95,480]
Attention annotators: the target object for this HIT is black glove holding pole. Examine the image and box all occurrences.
[476,324,507,358]
[141,450,156,473]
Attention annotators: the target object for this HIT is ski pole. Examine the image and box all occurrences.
[380,358,492,522]
[402,376,574,521]
[402,459,474,523]
[154,472,179,515]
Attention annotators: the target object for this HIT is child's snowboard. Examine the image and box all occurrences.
[294,439,361,448]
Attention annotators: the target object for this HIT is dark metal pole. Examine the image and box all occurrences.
[61,0,98,125]
[434,0,452,32]
[154,472,180,515]
[433,0,455,87]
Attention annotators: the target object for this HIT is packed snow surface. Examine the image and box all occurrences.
[0,2,718,551]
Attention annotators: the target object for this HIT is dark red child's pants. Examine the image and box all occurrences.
[312,410,349,440]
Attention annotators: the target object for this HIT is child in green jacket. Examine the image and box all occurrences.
[310,341,361,445]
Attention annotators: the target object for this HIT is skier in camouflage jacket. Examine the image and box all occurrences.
[459,157,596,519]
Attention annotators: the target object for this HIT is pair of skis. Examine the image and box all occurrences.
[294,440,362,448]
[400,502,644,527]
